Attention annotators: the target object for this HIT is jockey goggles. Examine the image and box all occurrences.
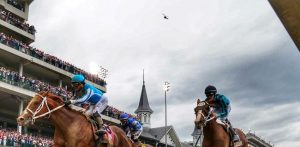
[205,93,215,97]
[71,82,81,87]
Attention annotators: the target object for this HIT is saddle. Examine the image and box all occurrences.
[69,105,114,144]
[89,114,116,145]
[215,119,242,147]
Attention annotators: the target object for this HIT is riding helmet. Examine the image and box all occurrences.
[205,85,217,95]
[71,74,85,83]
[119,113,129,120]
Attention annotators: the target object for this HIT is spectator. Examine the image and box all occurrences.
[6,0,25,12]
[0,32,107,87]
[0,127,53,146]
[0,8,35,34]
[0,66,138,131]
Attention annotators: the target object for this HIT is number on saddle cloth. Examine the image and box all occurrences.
[103,124,111,133]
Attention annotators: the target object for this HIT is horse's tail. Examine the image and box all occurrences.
[235,128,248,147]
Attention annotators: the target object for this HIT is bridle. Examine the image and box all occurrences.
[195,101,216,127]
[24,94,65,124]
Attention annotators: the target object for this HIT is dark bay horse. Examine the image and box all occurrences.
[194,99,248,147]
[17,91,137,147]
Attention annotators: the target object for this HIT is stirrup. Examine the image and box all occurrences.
[233,141,243,147]
[134,140,141,145]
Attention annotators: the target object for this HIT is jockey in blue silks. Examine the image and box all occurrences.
[119,113,143,143]
[65,74,108,134]
[204,85,240,143]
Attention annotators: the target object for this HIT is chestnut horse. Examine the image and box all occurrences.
[17,91,137,147]
[194,99,248,147]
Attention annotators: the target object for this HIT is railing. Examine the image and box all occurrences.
[247,132,273,147]
[0,68,71,100]
[6,0,25,12]
[0,128,53,146]
[0,32,107,87]
[0,8,35,35]
[0,67,137,121]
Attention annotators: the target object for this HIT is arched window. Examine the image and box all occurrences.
[143,113,147,123]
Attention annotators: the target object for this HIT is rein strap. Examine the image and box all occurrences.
[26,94,65,122]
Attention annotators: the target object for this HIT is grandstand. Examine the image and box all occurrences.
[0,0,130,138]
[246,132,273,147]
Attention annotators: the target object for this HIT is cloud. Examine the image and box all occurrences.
[28,0,300,146]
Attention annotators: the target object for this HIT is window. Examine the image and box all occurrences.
[143,113,147,123]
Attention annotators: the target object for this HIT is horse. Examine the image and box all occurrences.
[194,99,248,147]
[17,91,138,147]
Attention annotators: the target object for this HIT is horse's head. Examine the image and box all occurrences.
[17,91,64,126]
[194,99,215,129]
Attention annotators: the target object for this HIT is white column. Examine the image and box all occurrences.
[59,79,63,87]
[19,63,24,76]
[18,98,24,133]
[148,113,151,126]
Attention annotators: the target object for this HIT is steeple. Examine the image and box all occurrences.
[135,70,153,113]
[135,70,153,128]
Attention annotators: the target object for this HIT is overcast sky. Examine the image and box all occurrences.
[28,0,299,146]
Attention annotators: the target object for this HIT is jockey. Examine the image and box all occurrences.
[119,113,143,143]
[65,74,108,134]
[204,85,240,143]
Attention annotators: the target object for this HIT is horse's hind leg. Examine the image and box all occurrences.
[235,129,248,147]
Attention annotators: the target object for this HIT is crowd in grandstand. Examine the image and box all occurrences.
[0,32,106,86]
[102,106,140,121]
[0,66,140,121]
[0,66,73,100]
[6,0,25,12]
[0,8,35,34]
[0,127,53,147]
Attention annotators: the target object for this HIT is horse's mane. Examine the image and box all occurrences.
[38,91,92,121]
[39,91,64,103]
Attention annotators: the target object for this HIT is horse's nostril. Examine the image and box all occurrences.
[18,117,25,122]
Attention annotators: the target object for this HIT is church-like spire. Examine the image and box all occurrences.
[135,70,153,114]
[143,69,145,85]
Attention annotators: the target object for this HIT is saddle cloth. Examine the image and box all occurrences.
[69,105,115,143]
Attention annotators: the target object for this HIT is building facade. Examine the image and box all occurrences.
[246,132,273,147]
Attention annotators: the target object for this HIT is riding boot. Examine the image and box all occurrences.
[93,113,106,135]
[133,139,141,145]
[229,124,240,142]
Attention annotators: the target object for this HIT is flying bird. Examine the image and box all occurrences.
[162,13,168,19]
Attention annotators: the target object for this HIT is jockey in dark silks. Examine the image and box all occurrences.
[119,113,143,143]
[65,74,108,134]
[204,85,240,143]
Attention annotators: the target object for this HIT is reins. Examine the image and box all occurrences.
[25,94,65,123]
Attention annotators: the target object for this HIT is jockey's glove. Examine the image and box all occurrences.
[64,100,72,106]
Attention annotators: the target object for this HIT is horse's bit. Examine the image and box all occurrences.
[195,102,216,126]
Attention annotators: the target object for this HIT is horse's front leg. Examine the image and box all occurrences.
[53,128,65,147]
